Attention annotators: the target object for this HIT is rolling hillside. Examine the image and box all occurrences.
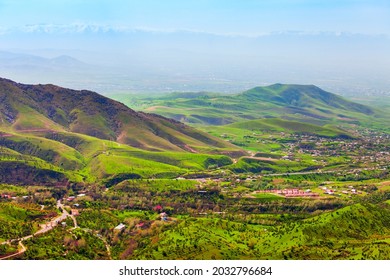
[240,84,373,115]
[123,84,388,132]
[0,78,241,185]
[0,77,236,152]
[124,203,390,260]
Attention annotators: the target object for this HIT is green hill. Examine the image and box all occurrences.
[0,78,242,185]
[0,78,236,152]
[127,84,388,131]
[240,84,373,115]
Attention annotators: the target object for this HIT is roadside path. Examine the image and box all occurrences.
[0,200,77,260]
[0,200,113,260]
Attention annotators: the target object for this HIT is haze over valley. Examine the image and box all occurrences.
[1,0,390,263]
[1,0,389,97]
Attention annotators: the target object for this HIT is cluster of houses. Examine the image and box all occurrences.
[257,189,319,197]
[113,207,169,233]
[154,205,169,221]
[343,186,362,195]
[0,194,30,200]
[238,129,389,174]
[290,131,390,168]
[66,193,86,202]
[321,186,362,196]
[257,185,365,198]
[0,194,13,199]
[160,212,168,221]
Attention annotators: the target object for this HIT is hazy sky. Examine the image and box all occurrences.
[0,1,389,95]
[0,0,389,35]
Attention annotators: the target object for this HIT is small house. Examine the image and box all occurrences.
[114,223,126,231]
[160,212,168,221]
[136,222,146,229]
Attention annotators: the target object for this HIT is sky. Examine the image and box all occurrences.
[1,0,389,35]
[0,0,389,95]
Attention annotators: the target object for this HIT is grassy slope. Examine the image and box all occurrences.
[0,78,238,152]
[0,78,242,184]
[0,202,50,242]
[117,84,389,133]
[131,203,390,260]
[349,95,390,110]
[255,203,390,259]
[226,118,351,137]
[198,118,353,157]
[1,129,234,184]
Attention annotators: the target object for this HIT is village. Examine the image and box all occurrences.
[0,127,389,260]
[286,130,390,168]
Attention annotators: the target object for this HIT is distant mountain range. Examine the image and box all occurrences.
[0,51,87,68]
[0,51,99,90]
[2,26,389,95]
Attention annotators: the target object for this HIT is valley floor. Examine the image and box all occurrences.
[1,80,389,259]
[1,126,389,259]
[1,165,389,260]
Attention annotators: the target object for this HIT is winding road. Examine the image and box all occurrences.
[0,199,113,260]
[0,200,77,260]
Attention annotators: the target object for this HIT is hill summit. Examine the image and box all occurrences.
[0,77,241,185]
[0,77,231,152]
[140,83,379,128]
[241,84,373,115]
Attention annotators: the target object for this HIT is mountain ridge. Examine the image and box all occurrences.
[0,77,234,152]
[0,77,242,185]
[134,83,385,130]
[240,83,374,115]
